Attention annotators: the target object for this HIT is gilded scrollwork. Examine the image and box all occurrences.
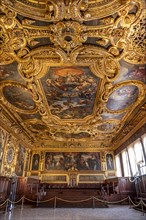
[18,58,43,81]
[49,21,87,52]
[1,0,130,22]
[0,0,144,64]
[91,58,120,81]
[123,9,146,64]
[0,0,145,150]
[0,5,27,64]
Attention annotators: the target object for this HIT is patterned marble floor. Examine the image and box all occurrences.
[0,205,145,220]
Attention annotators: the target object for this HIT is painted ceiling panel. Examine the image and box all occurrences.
[0,0,145,150]
[106,85,139,111]
[114,61,146,84]
[3,86,36,111]
[41,66,99,119]
[0,62,26,84]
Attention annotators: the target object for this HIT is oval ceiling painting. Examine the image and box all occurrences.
[3,86,36,111]
[106,85,139,111]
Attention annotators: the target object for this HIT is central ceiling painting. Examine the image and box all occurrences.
[41,67,99,119]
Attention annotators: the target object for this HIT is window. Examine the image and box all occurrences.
[122,150,131,177]
[142,134,146,154]
[116,134,146,177]
[115,155,122,177]
[141,134,146,174]
[134,139,146,175]
[128,146,137,176]
[134,140,144,164]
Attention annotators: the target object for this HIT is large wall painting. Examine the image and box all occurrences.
[15,144,26,176]
[6,146,15,165]
[44,152,101,171]
[41,66,99,119]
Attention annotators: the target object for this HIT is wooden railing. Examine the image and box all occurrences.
[1,175,143,206]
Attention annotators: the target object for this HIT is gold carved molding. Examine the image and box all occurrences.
[1,0,129,22]
[0,0,145,149]
[0,0,145,65]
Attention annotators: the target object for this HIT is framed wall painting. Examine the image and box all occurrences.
[106,153,114,170]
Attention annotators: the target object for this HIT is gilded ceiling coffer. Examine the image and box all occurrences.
[0,0,145,150]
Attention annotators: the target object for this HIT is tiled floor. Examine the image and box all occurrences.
[0,205,145,220]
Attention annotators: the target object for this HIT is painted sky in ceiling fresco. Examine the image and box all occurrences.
[97,123,116,131]
[41,66,99,119]
[114,61,146,84]
[106,85,139,111]
[0,62,26,84]
[101,112,125,120]
[3,86,36,110]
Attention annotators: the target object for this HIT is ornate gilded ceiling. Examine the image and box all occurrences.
[0,0,145,151]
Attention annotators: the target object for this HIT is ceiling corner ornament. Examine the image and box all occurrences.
[0,0,145,149]
[123,9,146,64]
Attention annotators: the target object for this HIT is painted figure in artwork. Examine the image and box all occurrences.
[106,154,114,170]
[32,154,40,170]
[15,145,25,176]
[44,152,101,171]
[87,153,101,170]
[42,66,99,119]
[77,156,89,170]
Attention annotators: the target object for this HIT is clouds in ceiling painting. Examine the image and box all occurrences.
[107,62,145,111]
[3,86,36,111]
[114,61,146,84]
[41,66,100,119]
